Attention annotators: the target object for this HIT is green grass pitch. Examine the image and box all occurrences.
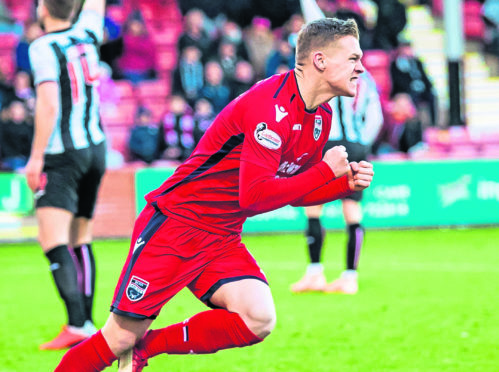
[1,227,498,371]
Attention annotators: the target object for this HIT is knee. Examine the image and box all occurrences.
[239,306,276,339]
[102,319,146,356]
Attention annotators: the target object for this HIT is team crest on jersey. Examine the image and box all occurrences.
[314,115,322,141]
[126,276,149,302]
[254,123,282,150]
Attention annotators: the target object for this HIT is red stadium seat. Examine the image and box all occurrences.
[136,79,170,100]
[113,80,136,101]
[101,102,137,127]
[0,33,19,51]
[150,22,183,46]
[105,125,131,160]
[481,144,499,158]
[362,50,392,99]
[463,1,485,40]
[106,5,128,25]
[157,47,178,72]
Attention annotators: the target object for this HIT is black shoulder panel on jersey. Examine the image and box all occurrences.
[273,71,290,99]
[158,133,245,197]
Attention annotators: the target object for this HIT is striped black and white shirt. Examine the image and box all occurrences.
[29,10,106,154]
[328,71,383,146]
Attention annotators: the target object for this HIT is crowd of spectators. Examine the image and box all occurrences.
[0,0,497,169]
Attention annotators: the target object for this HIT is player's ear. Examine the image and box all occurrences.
[312,52,327,71]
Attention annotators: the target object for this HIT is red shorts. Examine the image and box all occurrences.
[111,203,268,319]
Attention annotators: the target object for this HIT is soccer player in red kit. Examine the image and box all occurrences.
[56,17,373,372]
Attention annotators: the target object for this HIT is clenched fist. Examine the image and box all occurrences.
[347,161,374,191]
[323,145,350,178]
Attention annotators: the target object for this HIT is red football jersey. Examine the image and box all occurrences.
[146,70,351,235]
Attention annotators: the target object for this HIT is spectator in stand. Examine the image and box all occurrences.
[116,11,157,84]
[0,0,22,35]
[0,68,14,111]
[218,20,249,61]
[371,0,407,50]
[172,45,204,106]
[178,8,213,62]
[229,60,256,100]
[128,106,161,164]
[215,40,241,83]
[15,22,43,75]
[390,38,437,127]
[374,93,421,155]
[12,71,35,115]
[265,34,295,77]
[0,100,33,171]
[199,60,231,114]
[159,95,195,161]
[192,98,215,146]
[243,16,275,79]
[333,0,373,50]
[482,0,499,75]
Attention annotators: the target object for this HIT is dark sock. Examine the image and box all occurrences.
[306,217,324,264]
[346,223,364,270]
[73,243,96,323]
[45,245,86,327]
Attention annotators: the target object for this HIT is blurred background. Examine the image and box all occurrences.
[0,0,498,239]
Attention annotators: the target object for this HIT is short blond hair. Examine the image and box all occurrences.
[296,18,359,64]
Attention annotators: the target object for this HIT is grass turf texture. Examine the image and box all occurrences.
[1,227,498,372]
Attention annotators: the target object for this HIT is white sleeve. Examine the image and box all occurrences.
[74,10,104,43]
[29,40,59,85]
[300,0,326,23]
[362,74,384,145]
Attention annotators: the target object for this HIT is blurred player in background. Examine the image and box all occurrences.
[25,0,106,350]
[55,16,374,372]
[291,0,383,295]
[291,70,383,295]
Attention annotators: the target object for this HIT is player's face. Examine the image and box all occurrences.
[323,35,364,97]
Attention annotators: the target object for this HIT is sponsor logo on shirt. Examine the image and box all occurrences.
[275,104,288,123]
[293,124,302,131]
[126,275,149,301]
[133,237,145,252]
[314,115,322,141]
[277,153,308,175]
[254,123,282,150]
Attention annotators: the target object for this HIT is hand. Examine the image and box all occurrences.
[322,145,350,178]
[25,157,44,192]
[347,161,374,192]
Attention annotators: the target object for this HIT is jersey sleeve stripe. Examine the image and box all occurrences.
[158,133,245,197]
[51,42,75,151]
[85,30,99,46]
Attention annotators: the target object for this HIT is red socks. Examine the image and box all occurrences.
[55,331,117,372]
[54,310,261,371]
[138,309,262,357]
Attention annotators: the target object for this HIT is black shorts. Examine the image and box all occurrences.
[323,140,370,202]
[36,141,106,218]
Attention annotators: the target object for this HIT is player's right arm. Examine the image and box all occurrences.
[26,40,59,192]
[238,99,350,214]
[81,0,105,18]
[25,82,59,192]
